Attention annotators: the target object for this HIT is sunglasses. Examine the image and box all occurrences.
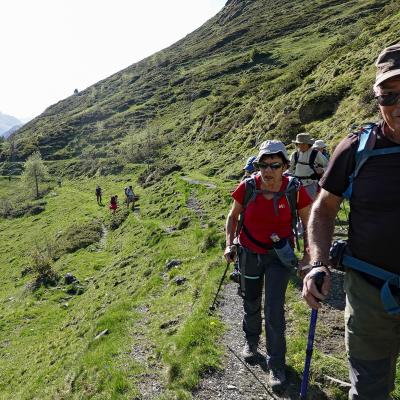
[376,93,400,106]
[254,162,283,170]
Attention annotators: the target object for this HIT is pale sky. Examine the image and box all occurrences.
[1,0,226,121]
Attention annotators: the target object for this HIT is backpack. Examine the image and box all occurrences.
[236,175,301,250]
[96,187,101,195]
[343,123,400,199]
[332,123,400,314]
[294,148,320,180]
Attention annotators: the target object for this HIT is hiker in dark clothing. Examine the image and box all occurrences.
[303,43,400,400]
[224,140,312,392]
[95,186,102,205]
[125,185,136,210]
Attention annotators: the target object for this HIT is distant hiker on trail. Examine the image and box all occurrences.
[109,195,118,214]
[242,155,257,180]
[224,140,312,392]
[312,139,330,160]
[125,185,136,210]
[302,43,400,400]
[95,185,102,205]
[288,133,328,200]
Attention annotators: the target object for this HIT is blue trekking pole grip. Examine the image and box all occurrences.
[300,271,325,400]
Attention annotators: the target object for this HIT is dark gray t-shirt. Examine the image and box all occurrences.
[321,122,400,273]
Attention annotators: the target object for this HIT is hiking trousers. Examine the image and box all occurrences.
[345,269,400,400]
[239,247,290,370]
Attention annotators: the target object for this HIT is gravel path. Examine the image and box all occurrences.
[193,270,347,400]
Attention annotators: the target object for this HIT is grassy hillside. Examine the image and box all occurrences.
[1,0,400,399]
[0,170,357,400]
[2,0,400,170]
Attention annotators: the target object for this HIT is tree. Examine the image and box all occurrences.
[21,152,48,198]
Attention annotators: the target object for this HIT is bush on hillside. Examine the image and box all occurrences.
[119,127,172,165]
[56,219,103,256]
[29,246,59,289]
[138,163,182,188]
[106,209,129,231]
[0,198,46,219]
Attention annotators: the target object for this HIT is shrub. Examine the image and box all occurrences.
[29,246,59,288]
[57,219,103,256]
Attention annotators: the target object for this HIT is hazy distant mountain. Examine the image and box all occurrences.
[0,112,21,136]
[2,124,23,138]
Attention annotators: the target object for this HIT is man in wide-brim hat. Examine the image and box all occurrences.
[288,133,328,200]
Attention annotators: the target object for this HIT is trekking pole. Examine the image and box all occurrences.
[209,246,236,312]
[300,271,325,400]
[209,261,231,312]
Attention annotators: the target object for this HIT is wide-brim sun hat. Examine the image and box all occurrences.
[313,139,327,148]
[292,132,315,145]
[255,140,289,163]
[374,43,400,89]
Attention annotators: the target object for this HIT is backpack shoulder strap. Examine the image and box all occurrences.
[285,176,301,250]
[235,176,257,237]
[309,148,319,168]
[353,123,377,177]
[343,123,376,199]
[294,151,299,165]
[242,176,257,209]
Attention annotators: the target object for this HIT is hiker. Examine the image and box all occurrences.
[95,185,102,205]
[109,195,118,214]
[288,133,328,200]
[242,155,257,179]
[302,43,400,400]
[125,185,136,210]
[312,139,330,160]
[224,140,312,391]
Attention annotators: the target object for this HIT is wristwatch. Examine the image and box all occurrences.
[310,261,330,273]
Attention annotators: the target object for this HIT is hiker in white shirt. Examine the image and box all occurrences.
[288,133,328,200]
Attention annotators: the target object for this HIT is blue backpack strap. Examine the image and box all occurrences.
[343,123,376,199]
[342,254,400,314]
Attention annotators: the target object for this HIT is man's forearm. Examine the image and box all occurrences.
[307,201,336,264]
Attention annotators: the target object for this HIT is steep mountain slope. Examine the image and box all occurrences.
[4,0,400,173]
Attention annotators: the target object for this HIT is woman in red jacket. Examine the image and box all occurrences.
[224,140,312,392]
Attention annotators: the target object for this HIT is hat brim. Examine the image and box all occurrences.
[255,151,289,163]
[292,140,314,145]
[374,69,400,89]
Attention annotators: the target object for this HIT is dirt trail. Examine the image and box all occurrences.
[193,270,347,400]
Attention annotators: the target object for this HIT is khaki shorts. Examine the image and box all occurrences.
[344,269,400,360]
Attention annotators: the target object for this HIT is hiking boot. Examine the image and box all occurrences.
[242,342,258,360]
[268,368,286,391]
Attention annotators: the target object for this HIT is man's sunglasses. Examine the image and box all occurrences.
[254,162,283,170]
[376,93,400,106]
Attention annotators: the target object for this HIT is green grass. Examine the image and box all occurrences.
[1,1,400,398]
